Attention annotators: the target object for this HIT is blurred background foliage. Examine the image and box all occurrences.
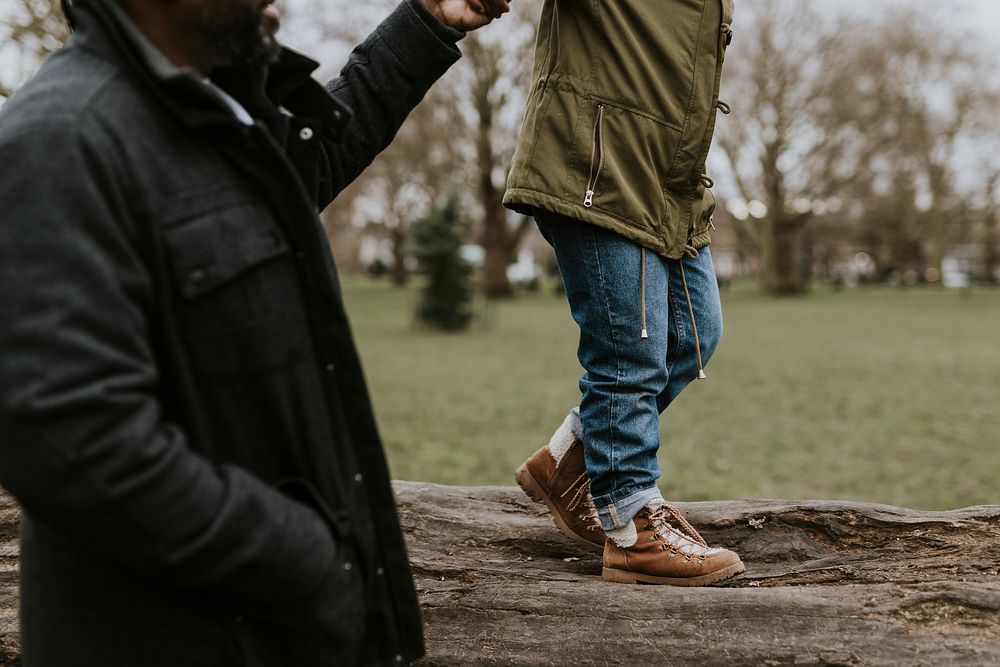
[2,0,997,508]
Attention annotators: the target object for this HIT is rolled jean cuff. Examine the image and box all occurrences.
[594,485,664,531]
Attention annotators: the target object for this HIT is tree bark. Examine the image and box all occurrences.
[3,484,999,666]
[0,493,17,667]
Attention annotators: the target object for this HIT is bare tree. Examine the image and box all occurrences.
[714,0,841,294]
[351,91,466,285]
[715,0,999,293]
[458,25,536,297]
[981,171,1000,284]
[303,0,537,294]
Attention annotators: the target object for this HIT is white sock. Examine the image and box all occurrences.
[548,410,583,466]
[606,494,667,548]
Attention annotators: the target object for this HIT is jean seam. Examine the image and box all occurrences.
[588,228,623,495]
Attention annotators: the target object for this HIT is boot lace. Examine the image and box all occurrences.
[646,504,713,560]
[560,472,602,533]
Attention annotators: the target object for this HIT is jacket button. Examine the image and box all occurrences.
[394,656,404,665]
[299,127,314,141]
[325,363,335,372]
[376,567,385,576]
[344,562,353,572]
[186,269,206,293]
[354,473,363,483]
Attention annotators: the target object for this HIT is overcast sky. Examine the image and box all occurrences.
[285,0,1000,77]
[4,0,1000,92]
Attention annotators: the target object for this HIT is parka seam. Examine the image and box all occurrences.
[580,94,684,133]
[662,0,712,255]
[517,81,556,193]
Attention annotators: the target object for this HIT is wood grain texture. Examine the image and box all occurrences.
[0,492,18,667]
[1,484,998,666]
[394,482,1000,666]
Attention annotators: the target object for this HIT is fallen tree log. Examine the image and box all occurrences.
[2,484,999,666]
[396,482,1000,666]
[0,493,16,667]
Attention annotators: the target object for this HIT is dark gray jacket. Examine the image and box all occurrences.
[0,1,462,665]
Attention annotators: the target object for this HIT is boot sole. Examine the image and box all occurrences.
[515,462,605,555]
[601,561,746,587]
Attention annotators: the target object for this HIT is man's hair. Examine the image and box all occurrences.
[61,0,76,30]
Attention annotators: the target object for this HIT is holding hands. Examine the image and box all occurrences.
[421,0,512,31]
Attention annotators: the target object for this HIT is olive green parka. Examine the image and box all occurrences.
[504,0,735,259]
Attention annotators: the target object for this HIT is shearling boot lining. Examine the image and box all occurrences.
[548,409,583,466]
[606,520,638,548]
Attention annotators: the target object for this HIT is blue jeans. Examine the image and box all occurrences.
[537,212,723,531]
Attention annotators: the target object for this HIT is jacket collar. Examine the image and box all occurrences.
[70,0,350,139]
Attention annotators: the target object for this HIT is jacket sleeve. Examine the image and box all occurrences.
[0,119,346,618]
[315,0,463,208]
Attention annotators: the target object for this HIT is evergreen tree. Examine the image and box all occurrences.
[410,196,474,331]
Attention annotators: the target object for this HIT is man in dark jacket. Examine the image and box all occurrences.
[0,0,508,664]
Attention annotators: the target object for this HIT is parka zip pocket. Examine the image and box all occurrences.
[583,104,606,208]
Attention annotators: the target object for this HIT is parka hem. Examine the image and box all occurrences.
[504,188,711,259]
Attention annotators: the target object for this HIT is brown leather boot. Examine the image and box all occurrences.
[515,433,606,554]
[602,504,744,586]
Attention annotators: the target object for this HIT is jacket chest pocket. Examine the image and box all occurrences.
[163,204,313,382]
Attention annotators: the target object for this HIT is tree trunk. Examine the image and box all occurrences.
[984,208,998,285]
[390,225,409,287]
[762,217,805,295]
[4,485,999,665]
[481,198,514,298]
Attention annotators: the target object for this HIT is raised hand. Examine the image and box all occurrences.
[421,0,512,32]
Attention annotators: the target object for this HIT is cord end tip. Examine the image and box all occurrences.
[640,329,648,340]
[698,370,707,380]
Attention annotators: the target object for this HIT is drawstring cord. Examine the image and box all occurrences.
[680,244,707,380]
[640,248,648,339]
[638,243,707,380]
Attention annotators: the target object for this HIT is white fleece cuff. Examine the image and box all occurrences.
[548,409,583,465]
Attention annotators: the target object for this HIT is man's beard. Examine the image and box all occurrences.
[195,2,281,69]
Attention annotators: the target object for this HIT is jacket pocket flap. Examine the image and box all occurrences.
[164,204,289,299]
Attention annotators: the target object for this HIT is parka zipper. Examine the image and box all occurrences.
[583,104,606,208]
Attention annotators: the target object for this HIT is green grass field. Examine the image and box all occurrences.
[342,279,1000,510]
